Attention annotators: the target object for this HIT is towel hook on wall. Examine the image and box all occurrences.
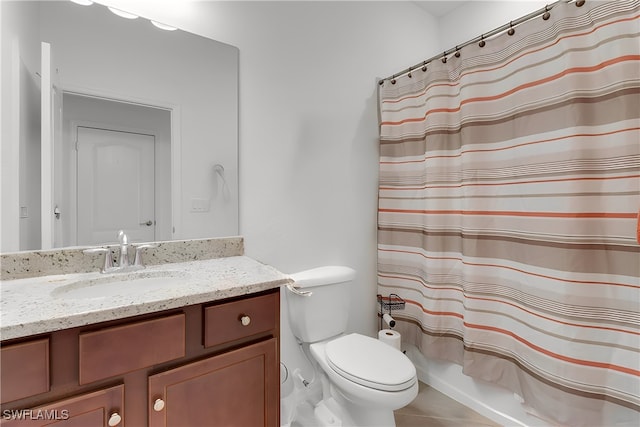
[213,163,231,201]
[213,164,226,184]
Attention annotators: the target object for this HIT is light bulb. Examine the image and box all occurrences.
[151,21,177,31]
[107,6,139,20]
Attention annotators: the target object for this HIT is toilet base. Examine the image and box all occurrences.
[328,384,398,427]
[314,399,343,426]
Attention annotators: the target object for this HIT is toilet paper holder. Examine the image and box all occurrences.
[377,293,405,331]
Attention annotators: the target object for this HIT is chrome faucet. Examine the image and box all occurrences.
[83,230,157,273]
[118,230,130,269]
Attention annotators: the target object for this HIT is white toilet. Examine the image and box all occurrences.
[286,266,418,427]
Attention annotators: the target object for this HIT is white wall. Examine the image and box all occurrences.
[219,0,441,380]
[230,0,442,382]
[437,1,548,52]
[0,1,42,251]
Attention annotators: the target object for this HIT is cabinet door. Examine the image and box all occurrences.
[1,385,123,427]
[148,338,278,427]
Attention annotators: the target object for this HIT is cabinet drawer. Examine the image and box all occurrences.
[0,338,50,403]
[79,314,185,385]
[204,292,277,348]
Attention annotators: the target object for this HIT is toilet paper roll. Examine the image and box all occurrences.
[378,329,401,351]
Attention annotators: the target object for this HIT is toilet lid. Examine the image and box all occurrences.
[325,333,416,392]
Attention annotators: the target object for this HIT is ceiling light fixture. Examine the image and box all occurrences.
[107,6,139,20]
[151,21,178,31]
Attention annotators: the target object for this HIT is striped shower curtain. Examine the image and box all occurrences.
[377,1,640,425]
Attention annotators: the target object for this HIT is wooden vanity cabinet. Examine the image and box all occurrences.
[0,288,280,427]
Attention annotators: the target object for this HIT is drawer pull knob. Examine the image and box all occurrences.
[153,398,165,412]
[240,315,251,326]
[108,412,122,426]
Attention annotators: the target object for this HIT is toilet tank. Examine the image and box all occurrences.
[286,266,356,343]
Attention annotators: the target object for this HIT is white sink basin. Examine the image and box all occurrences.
[51,270,188,300]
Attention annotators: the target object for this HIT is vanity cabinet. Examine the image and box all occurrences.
[0,288,280,427]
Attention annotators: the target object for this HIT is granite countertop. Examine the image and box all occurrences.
[1,256,291,341]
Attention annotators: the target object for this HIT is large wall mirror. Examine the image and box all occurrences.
[1,0,238,252]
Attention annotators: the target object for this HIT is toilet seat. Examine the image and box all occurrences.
[324,333,416,392]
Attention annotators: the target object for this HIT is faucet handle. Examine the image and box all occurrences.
[83,248,114,273]
[133,244,158,267]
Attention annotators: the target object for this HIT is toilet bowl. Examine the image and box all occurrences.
[310,333,418,425]
[286,266,418,426]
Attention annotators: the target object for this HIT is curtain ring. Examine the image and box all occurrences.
[507,21,515,36]
[454,46,461,58]
[441,52,447,63]
[391,75,397,85]
[407,67,412,78]
[576,0,585,6]
[421,61,427,72]
[479,34,486,48]
[542,5,551,20]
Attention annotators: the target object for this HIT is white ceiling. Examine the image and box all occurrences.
[413,1,467,17]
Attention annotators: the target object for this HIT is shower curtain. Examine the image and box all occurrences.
[377,1,640,425]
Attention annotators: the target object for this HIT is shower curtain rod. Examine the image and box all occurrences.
[380,0,583,84]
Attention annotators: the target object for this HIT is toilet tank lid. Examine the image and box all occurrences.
[289,266,356,288]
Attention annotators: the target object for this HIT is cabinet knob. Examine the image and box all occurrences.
[153,398,165,412]
[108,412,122,426]
[239,315,251,326]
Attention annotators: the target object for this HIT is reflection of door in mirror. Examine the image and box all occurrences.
[77,127,155,246]
[61,94,172,247]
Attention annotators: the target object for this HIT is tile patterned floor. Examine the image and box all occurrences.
[394,382,502,427]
